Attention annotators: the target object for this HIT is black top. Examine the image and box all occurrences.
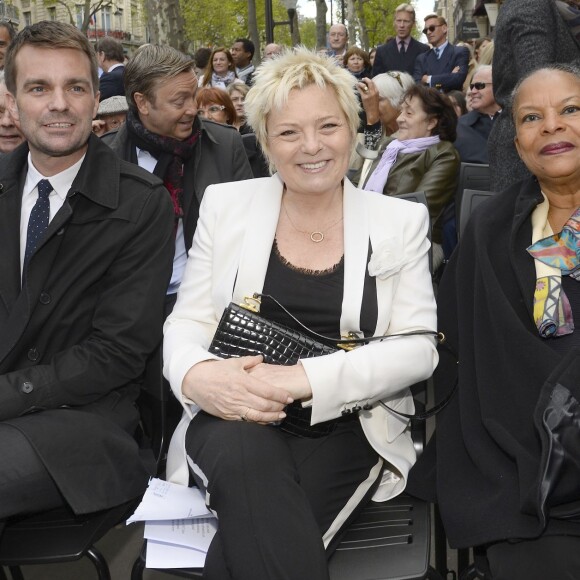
[261,239,377,338]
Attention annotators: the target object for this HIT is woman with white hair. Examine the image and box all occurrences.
[164,48,438,579]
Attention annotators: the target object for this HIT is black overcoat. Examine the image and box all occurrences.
[0,135,174,514]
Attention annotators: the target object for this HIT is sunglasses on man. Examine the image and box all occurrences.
[469,82,492,91]
[422,24,443,34]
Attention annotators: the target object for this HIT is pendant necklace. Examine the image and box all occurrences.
[282,200,343,243]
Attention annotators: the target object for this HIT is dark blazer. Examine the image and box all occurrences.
[108,118,253,251]
[453,110,495,164]
[99,64,125,101]
[0,135,174,514]
[488,0,580,191]
[413,43,469,91]
[409,177,580,548]
[372,37,429,77]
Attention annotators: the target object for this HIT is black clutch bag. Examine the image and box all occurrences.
[209,300,338,365]
[208,294,451,426]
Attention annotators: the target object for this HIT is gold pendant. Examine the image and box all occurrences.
[310,232,324,243]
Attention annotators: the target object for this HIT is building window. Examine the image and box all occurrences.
[48,7,56,21]
[23,11,31,27]
[101,6,111,31]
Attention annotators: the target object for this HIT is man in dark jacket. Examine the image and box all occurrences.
[107,44,253,314]
[413,14,469,91]
[372,3,428,77]
[96,36,125,100]
[454,65,500,163]
[0,21,174,521]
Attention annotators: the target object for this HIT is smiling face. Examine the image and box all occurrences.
[470,68,498,115]
[134,71,198,140]
[397,95,437,140]
[514,69,580,187]
[8,46,99,174]
[212,51,231,76]
[266,84,351,198]
[329,25,348,53]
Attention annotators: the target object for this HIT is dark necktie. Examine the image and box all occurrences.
[24,179,52,264]
[435,47,441,59]
[399,41,406,54]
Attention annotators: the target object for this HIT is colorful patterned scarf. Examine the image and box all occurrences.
[126,108,201,222]
[527,194,580,337]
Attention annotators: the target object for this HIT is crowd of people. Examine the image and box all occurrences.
[0,1,579,578]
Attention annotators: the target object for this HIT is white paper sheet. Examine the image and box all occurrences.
[127,478,211,524]
[144,517,217,552]
[146,539,207,569]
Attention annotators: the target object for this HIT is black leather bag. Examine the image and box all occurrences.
[209,294,451,424]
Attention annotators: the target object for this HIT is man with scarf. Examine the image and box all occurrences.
[107,44,253,316]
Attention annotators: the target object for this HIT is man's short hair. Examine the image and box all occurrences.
[234,38,255,59]
[425,14,447,26]
[194,47,211,69]
[124,45,194,112]
[4,21,98,95]
[96,36,124,63]
[0,21,16,41]
[395,3,416,20]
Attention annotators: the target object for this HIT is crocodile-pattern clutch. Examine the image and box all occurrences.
[209,302,337,365]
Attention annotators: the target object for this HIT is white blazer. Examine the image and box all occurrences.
[164,174,438,502]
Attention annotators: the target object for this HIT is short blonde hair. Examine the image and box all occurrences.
[244,47,360,170]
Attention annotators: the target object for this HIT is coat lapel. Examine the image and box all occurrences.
[0,179,23,314]
[341,179,369,335]
[509,178,543,322]
[232,174,283,304]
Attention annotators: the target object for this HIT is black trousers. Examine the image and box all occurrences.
[185,412,383,580]
[0,423,65,520]
[486,534,580,580]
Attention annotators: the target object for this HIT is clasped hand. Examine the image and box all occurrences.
[182,356,311,424]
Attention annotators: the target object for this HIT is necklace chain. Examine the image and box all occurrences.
[282,200,343,243]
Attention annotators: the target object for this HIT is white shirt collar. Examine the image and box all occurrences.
[23,152,86,203]
[107,62,124,72]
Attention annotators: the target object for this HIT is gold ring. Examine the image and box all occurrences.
[362,86,369,92]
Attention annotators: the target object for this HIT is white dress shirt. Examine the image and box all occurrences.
[20,153,85,275]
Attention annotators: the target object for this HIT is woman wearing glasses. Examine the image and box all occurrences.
[195,87,238,127]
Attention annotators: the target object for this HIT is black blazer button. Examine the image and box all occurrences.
[363,403,373,411]
[353,405,362,412]
[39,292,51,304]
[27,348,39,361]
[21,381,34,394]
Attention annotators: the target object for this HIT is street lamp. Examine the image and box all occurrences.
[265,0,298,44]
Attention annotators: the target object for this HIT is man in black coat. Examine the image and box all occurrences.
[372,3,428,77]
[107,44,253,314]
[96,36,125,100]
[413,14,469,91]
[454,65,500,163]
[0,22,174,521]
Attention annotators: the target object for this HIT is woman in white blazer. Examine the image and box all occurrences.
[163,48,438,580]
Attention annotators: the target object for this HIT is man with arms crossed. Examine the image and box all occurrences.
[0,21,174,526]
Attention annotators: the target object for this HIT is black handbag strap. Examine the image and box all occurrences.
[253,293,456,421]
[254,293,444,346]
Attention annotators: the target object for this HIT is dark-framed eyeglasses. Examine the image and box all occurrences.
[197,105,226,116]
[422,24,442,34]
[469,82,492,91]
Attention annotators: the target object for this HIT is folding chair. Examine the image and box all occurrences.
[457,189,495,240]
[455,163,491,221]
